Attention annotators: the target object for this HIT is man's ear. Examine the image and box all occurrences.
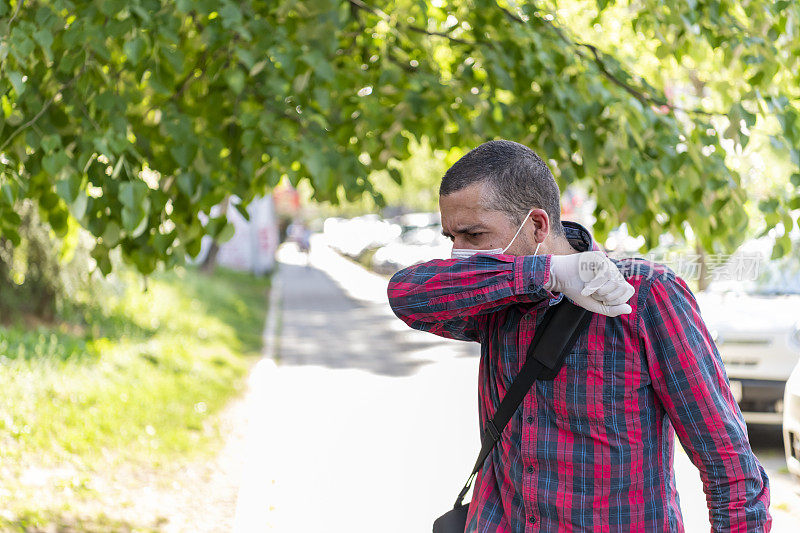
[529,208,550,243]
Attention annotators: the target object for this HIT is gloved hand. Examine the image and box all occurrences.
[544,251,635,316]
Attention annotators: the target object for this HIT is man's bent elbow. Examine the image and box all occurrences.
[387,267,417,321]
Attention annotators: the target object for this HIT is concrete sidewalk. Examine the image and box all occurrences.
[234,241,480,532]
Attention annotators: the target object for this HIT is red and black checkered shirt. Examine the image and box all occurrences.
[388,221,770,532]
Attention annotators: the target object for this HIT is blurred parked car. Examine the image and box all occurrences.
[371,212,451,274]
[697,233,800,427]
[323,215,401,257]
[784,360,800,480]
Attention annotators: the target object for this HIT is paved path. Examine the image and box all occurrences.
[233,241,480,532]
[234,238,800,532]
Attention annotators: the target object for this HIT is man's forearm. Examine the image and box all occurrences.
[387,253,554,339]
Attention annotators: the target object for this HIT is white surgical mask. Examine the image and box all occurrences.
[451,209,540,259]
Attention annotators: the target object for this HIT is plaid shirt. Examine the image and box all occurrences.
[388,221,770,532]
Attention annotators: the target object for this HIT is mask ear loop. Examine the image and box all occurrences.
[502,209,535,254]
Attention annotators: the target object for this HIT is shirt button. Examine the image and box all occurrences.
[526,466,535,474]
[475,294,485,301]
[526,415,534,424]
[528,515,536,524]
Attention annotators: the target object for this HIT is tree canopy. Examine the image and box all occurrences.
[0,0,798,275]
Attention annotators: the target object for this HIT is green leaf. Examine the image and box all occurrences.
[98,0,126,16]
[33,28,54,58]
[388,167,402,185]
[772,233,791,259]
[92,244,113,276]
[1,209,21,227]
[217,222,235,243]
[124,35,147,66]
[153,230,175,254]
[121,205,148,236]
[41,135,61,151]
[119,181,148,209]
[42,152,69,176]
[175,0,194,13]
[69,192,88,220]
[7,71,25,95]
[1,184,15,205]
[1,227,21,247]
[55,173,82,203]
[225,69,246,94]
[170,144,196,168]
[177,172,197,198]
[161,46,185,73]
[186,236,202,258]
[10,27,35,61]
[48,208,69,236]
[219,2,244,29]
[101,220,121,247]
[234,201,251,221]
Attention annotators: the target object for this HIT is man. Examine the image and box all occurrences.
[387,140,770,532]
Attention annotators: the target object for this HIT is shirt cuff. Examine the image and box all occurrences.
[514,255,557,299]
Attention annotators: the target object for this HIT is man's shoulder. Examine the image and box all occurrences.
[609,256,691,318]
[610,256,676,286]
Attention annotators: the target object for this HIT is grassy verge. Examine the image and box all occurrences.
[0,264,270,531]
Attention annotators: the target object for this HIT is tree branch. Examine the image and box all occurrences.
[349,0,717,118]
[347,0,480,47]
[0,59,91,153]
[501,3,716,117]
[173,49,208,101]
[406,24,476,46]
[7,0,24,29]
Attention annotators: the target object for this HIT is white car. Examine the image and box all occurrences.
[784,360,800,479]
[371,212,451,274]
[697,234,800,427]
[322,215,401,258]
[699,293,800,425]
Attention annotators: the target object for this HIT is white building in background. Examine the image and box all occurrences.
[190,194,279,275]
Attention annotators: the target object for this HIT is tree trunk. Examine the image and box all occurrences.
[200,196,230,274]
[696,244,710,292]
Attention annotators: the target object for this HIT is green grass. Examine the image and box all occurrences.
[0,263,270,529]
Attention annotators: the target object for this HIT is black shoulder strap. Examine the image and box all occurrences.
[452,299,593,508]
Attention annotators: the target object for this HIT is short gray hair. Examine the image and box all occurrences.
[439,140,564,236]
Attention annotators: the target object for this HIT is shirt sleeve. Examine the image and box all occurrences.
[639,271,771,532]
[387,253,556,342]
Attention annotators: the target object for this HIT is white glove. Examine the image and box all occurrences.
[544,251,635,317]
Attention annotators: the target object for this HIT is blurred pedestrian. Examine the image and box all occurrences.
[287,220,311,265]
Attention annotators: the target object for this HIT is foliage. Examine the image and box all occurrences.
[0,0,798,275]
[303,137,451,217]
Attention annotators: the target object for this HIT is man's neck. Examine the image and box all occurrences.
[549,236,580,255]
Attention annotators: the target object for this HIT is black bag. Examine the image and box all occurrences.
[432,300,592,533]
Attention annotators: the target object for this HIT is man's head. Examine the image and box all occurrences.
[439,140,567,256]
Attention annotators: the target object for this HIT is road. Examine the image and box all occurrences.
[235,238,800,532]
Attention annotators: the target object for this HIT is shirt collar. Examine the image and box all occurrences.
[562,220,596,252]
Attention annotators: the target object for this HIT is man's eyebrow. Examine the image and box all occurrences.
[442,224,487,237]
